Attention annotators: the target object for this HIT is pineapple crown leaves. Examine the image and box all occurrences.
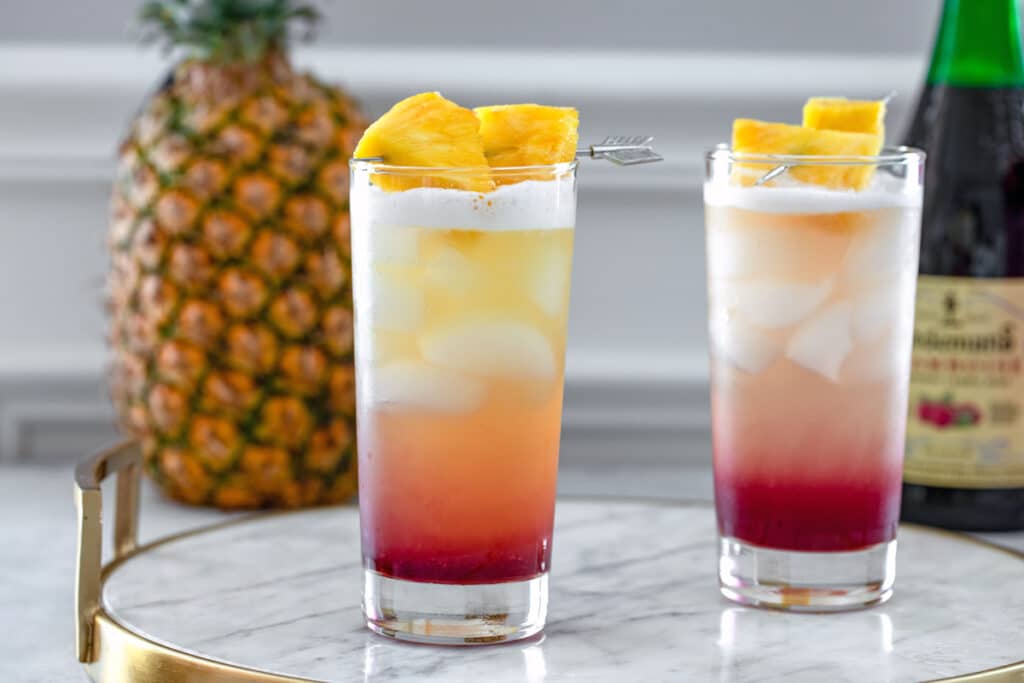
[140,0,321,64]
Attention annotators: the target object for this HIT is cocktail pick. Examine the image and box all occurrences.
[577,136,663,165]
[753,92,897,186]
[352,136,664,166]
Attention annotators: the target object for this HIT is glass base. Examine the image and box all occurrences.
[718,536,897,612]
[363,569,548,645]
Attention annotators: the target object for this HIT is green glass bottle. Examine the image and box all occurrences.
[902,0,1024,530]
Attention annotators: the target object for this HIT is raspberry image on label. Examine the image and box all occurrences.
[917,395,983,429]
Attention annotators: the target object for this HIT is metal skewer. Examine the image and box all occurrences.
[754,165,789,186]
[579,136,663,165]
[352,135,664,167]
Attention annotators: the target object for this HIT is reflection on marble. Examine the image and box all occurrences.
[100,501,1024,682]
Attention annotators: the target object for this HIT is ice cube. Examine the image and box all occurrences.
[424,245,481,293]
[851,285,897,344]
[355,327,415,365]
[528,246,572,318]
[369,361,485,413]
[842,218,916,282]
[363,271,424,331]
[420,319,556,379]
[706,223,847,281]
[716,278,833,329]
[370,224,419,266]
[709,310,782,374]
[785,300,853,382]
[707,227,774,279]
[841,342,900,384]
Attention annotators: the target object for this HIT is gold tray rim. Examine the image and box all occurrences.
[76,442,1024,683]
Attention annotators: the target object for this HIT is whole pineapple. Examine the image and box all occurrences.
[108,0,365,508]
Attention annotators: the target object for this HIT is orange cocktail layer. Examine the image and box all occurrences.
[359,385,562,584]
[353,218,574,585]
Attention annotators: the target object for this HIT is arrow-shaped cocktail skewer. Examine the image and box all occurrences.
[577,136,663,165]
[353,136,664,166]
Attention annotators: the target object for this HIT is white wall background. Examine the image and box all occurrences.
[0,1,943,466]
[3,1,939,53]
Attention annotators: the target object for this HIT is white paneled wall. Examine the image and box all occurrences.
[2,1,942,54]
[0,42,927,462]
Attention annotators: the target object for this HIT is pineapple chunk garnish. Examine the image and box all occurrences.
[732,118,883,191]
[474,104,579,173]
[802,97,886,138]
[354,92,493,192]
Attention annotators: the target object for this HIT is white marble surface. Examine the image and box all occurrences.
[3,463,1024,683]
[99,502,1024,683]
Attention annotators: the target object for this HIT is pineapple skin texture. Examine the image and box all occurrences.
[108,58,366,509]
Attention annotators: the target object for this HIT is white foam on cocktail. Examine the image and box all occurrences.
[351,177,576,231]
[703,177,922,213]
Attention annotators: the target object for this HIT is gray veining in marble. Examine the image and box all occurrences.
[4,464,1024,683]
[101,501,1024,683]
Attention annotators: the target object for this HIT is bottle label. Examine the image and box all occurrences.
[905,276,1024,488]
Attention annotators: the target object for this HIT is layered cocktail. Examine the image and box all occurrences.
[705,99,924,610]
[353,176,574,582]
[350,93,578,643]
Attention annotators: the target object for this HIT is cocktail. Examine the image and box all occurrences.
[350,93,578,643]
[705,98,924,610]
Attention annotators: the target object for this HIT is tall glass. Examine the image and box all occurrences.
[704,148,924,611]
[349,161,577,643]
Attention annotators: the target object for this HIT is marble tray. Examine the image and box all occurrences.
[84,498,1024,682]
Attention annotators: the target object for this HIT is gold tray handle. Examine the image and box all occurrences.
[75,440,142,663]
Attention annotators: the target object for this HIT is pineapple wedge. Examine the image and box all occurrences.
[732,118,883,191]
[354,92,493,192]
[803,97,886,138]
[475,104,578,183]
